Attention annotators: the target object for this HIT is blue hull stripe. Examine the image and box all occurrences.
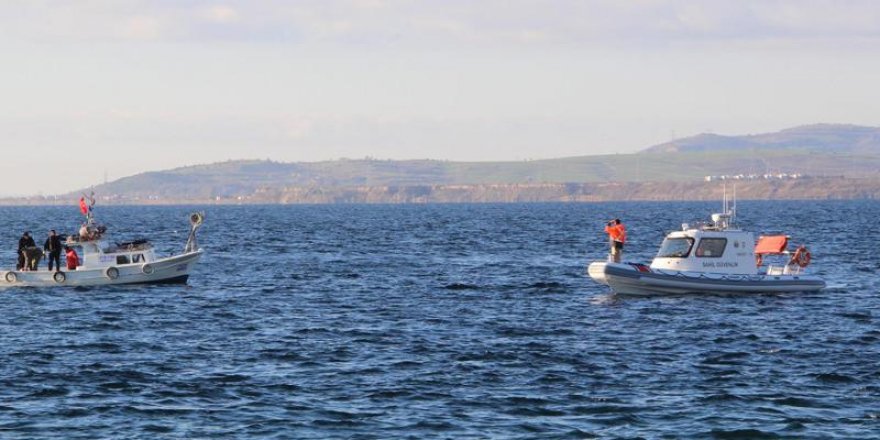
[604,265,824,289]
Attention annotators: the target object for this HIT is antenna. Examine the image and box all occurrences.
[731,184,737,227]
[713,183,736,230]
[722,183,728,215]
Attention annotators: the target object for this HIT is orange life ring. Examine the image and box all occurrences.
[789,246,811,268]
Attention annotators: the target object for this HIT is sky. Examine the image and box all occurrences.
[2,0,880,195]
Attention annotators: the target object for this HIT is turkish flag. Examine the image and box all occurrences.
[79,197,88,215]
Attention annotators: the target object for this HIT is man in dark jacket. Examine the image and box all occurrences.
[17,231,35,270]
[44,230,63,272]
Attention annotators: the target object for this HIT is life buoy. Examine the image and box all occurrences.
[5,272,17,283]
[53,271,66,283]
[142,263,154,275]
[789,246,812,268]
[105,267,119,280]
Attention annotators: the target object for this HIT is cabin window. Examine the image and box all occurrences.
[116,255,130,265]
[133,254,144,263]
[656,237,694,258]
[695,238,727,258]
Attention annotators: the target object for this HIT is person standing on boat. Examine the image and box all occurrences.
[43,229,63,272]
[80,192,96,224]
[17,231,35,270]
[604,218,626,263]
[65,246,80,270]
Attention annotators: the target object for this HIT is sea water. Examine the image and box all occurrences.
[0,201,877,438]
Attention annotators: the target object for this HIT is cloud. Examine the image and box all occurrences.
[2,0,880,46]
[749,1,880,36]
[119,15,164,40]
[202,5,240,24]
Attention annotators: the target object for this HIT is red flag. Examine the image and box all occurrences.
[79,197,88,215]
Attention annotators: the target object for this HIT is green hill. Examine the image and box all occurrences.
[643,123,880,154]
[10,123,880,203]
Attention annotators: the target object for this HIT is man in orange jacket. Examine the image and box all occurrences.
[604,218,626,263]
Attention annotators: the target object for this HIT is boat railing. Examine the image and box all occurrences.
[65,233,106,246]
[683,220,738,231]
[766,265,804,276]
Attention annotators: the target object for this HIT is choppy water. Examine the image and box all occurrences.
[0,201,878,439]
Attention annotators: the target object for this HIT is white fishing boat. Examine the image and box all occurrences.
[2,210,204,287]
[587,198,825,296]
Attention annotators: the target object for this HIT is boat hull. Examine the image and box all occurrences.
[588,261,825,296]
[1,250,203,287]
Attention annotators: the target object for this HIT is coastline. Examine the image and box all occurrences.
[2,177,878,206]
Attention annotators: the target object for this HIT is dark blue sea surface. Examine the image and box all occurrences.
[0,201,878,439]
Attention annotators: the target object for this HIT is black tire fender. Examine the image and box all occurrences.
[53,271,66,283]
[105,267,119,280]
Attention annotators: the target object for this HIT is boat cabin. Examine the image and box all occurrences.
[650,229,758,275]
[68,238,157,270]
[649,212,758,275]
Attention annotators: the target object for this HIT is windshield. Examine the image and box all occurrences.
[656,237,694,258]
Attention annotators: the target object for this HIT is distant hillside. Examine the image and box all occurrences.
[229,177,880,203]
[4,123,880,203]
[8,177,880,205]
[643,123,880,154]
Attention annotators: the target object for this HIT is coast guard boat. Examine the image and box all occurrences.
[587,199,825,296]
[2,210,204,287]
